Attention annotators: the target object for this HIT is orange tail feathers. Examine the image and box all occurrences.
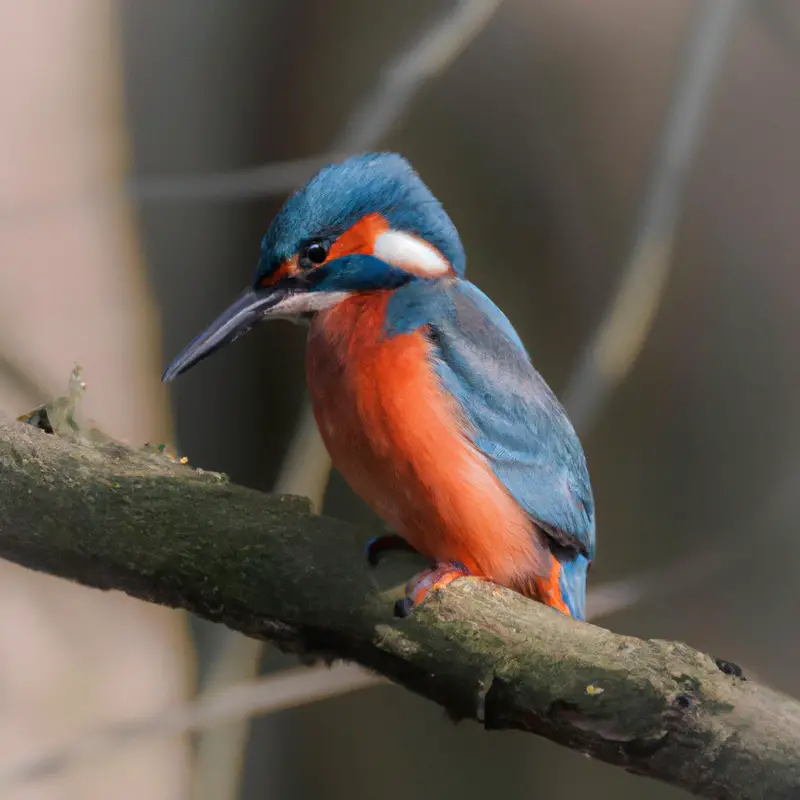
[518,553,575,617]
[516,548,590,620]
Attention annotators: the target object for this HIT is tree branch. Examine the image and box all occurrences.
[0,418,798,799]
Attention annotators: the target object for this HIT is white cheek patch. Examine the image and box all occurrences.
[373,230,451,277]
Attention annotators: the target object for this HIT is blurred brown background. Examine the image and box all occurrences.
[0,0,798,798]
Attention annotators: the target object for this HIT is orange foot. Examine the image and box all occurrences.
[395,561,475,618]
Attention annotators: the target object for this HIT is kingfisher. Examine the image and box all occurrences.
[163,153,595,620]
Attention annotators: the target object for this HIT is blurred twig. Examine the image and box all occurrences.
[131,154,328,205]
[563,0,744,429]
[331,0,503,152]
[0,664,382,792]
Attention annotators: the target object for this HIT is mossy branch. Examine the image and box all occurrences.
[0,418,798,799]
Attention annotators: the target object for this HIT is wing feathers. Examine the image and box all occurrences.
[386,279,595,558]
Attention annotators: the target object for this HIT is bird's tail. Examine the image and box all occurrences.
[518,550,590,621]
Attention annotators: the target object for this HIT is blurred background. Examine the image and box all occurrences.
[0,0,798,798]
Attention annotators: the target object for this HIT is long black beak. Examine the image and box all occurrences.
[162,285,289,382]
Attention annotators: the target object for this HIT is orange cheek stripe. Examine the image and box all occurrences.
[260,257,298,287]
[327,213,389,261]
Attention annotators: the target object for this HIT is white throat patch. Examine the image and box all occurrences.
[270,290,351,322]
[373,230,450,277]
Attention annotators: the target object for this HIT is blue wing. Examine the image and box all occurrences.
[386,278,595,559]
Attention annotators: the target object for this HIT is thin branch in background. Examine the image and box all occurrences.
[192,3,506,798]
[331,0,504,152]
[0,155,334,228]
[563,0,744,430]
[130,154,328,205]
[0,664,383,792]
[586,548,729,620]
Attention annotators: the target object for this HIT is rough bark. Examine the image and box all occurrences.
[0,418,798,799]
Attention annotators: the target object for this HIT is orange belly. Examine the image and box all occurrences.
[306,292,547,587]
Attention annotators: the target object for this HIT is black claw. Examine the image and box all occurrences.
[394,596,415,618]
[715,657,745,679]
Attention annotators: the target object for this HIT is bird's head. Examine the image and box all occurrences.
[163,152,464,381]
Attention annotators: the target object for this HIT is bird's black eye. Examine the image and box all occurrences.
[299,240,328,269]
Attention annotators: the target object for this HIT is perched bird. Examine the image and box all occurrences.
[163,153,595,619]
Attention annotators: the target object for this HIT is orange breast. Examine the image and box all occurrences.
[306,292,547,587]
